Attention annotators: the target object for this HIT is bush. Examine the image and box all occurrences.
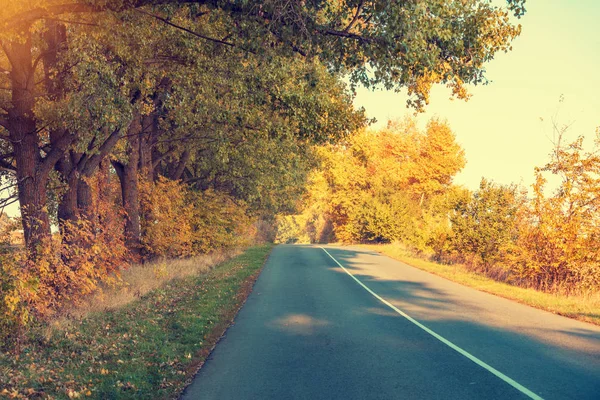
[189,189,253,253]
[141,178,254,258]
[449,179,521,268]
[140,176,194,258]
[1,180,129,348]
[0,249,29,349]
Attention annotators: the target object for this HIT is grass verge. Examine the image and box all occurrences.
[0,244,273,399]
[359,244,600,326]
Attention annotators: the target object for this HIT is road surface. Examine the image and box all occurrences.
[181,245,600,399]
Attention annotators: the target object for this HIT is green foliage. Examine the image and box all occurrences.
[188,189,254,254]
[450,178,523,268]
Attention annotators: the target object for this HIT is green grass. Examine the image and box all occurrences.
[0,244,273,399]
[359,244,600,326]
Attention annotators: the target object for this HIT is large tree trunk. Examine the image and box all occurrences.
[13,129,51,248]
[113,115,142,256]
[6,35,52,250]
[139,113,156,182]
[57,168,79,223]
[43,20,82,235]
[77,178,94,222]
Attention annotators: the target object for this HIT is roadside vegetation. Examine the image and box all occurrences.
[361,244,600,326]
[278,119,600,316]
[0,245,272,399]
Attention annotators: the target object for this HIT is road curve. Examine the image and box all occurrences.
[181,245,600,399]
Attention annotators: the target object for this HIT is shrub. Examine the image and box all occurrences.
[1,178,129,348]
[188,189,253,253]
[140,176,194,258]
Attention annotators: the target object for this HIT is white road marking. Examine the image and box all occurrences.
[320,247,543,400]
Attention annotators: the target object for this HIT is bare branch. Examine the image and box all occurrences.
[342,1,364,33]
[0,194,19,219]
[4,0,207,29]
[41,17,99,27]
[135,9,240,49]
[0,180,18,192]
[319,28,377,43]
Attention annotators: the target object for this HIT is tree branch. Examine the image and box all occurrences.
[0,158,16,172]
[40,132,76,177]
[41,17,99,27]
[0,194,19,219]
[80,127,123,176]
[135,9,241,49]
[0,117,8,130]
[111,159,125,182]
[319,28,377,43]
[0,180,18,192]
[342,1,364,33]
[151,146,176,169]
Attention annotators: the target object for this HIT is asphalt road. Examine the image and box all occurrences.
[181,245,600,400]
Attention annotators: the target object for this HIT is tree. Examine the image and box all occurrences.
[450,178,522,268]
[514,129,600,293]
[291,118,465,246]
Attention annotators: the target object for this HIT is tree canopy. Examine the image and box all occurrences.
[0,0,527,340]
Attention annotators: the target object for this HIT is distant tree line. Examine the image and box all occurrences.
[278,120,600,295]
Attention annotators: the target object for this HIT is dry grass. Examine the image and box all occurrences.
[360,243,600,326]
[48,248,241,331]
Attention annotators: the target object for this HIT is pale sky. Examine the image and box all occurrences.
[353,0,600,191]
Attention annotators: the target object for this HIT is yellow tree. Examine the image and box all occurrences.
[514,130,600,293]
[296,118,465,245]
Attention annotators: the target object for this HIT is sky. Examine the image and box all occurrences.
[353,0,600,192]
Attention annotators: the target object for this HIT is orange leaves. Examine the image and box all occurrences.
[139,176,194,258]
[139,176,253,259]
[511,133,600,294]
[1,172,129,347]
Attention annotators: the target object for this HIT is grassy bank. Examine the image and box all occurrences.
[360,244,600,326]
[0,244,273,399]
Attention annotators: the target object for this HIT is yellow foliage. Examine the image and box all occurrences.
[140,177,253,258]
[188,189,253,254]
[1,174,129,347]
[283,118,465,247]
[140,176,194,258]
